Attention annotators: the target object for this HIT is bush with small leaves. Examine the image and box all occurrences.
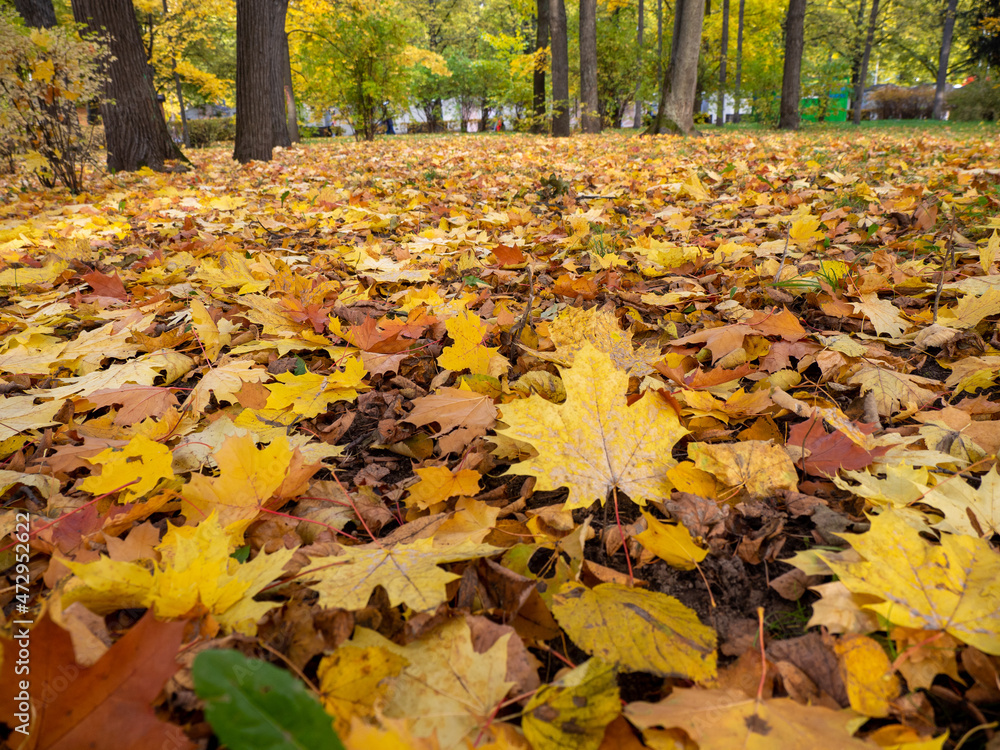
[0,10,108,192]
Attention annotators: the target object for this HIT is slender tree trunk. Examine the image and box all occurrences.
[717,0,729,126]
[532,0,550,133]
[633,0,645,127]
[13,0,56,27]
[647,0,706,135]
[852,0,880,125]
[656,0,663,85]
[550,0,570,136]
[234,0,290,163]
[933,0,959,119]
[281,31,300,142]
[72,0,187,171]
[734,0,744,122]
[160,0,190,148]
[849,0,867,95]
[580,0,600,132]
[778,0,806,130]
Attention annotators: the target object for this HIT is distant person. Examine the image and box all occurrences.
[385,118,395,135]
[495,118,503,132]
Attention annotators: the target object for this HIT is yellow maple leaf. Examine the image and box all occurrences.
[635,511,707,570]
[552,582,717,680]
[184,359,271,414]
[350,618,514,748]
[79,434,174,503]
[317,646,408,735]
[265,358,367,418]
[0,397,63,440]
[833,634,901,718]
[190,299,234,361]
[822,509,1000,654]
[546,306,658,376]
[181,434,312,531]
[625,688,876,749]
[688,441,798,499]
[496,342,686,509]
[789,214,825,243]
[851,293,907,338]
[63,513,295,634]
[522,659,620,750]
[301,537,501,611]
[405,466,481,511]
[437,309,500,375]
[848,366,941,417]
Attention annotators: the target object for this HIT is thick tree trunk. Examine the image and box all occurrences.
[778,0,806,130]
[647,0,705,135]
[733,0,744,122]
[234,0,290,163]
[633,0,645,127]
[656,0,663,85]
[13,0,56,27]
[72,0,186,171]
[717,0,729,126]
[281,31,300,142]
[933,0,959,119]
[532,0,549,133]
[852,0,880,125]
[579,0,600,133]
[550,0,570,137]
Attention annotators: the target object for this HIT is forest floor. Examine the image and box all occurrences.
[1,128,999,749]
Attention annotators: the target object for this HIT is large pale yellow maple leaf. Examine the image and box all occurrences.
[625,688,877,749]
[350,618,514,749]
[496,342,686,509]
[823,509,1000,654]
[79,434,174,503]
[63,513,295,634]
[301,537,501,611]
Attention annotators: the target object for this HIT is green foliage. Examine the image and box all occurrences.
[0,9,107,193]
[186,116,235,147]
[297,1,433,141]
[948,76,1000,120]
[192,649,344,750]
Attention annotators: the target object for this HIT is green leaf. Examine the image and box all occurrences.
[193,650,344,750]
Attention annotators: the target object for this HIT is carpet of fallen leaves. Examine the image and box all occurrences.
[1,128,1000,749]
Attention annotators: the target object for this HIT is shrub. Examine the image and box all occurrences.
[867,85,934,119]
[947,77,1000,121]
[0,10,108,192]
[186,116,235,147]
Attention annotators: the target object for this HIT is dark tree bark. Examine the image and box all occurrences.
[849,0,867,94]
[717,0,729,126]
[234,0,290,163]
[579,0,600,133]
[72,0,186,172]
[13,0,56,27]
[632,0,645,127]
[778,0,806,130]
[933,0,959,119]
[852,0,880,125]
[646,0,706,135]
[281,31,300,142]
[532,0,549,133]
[656,0,663,85]
[550,0,570,137]
[733,0,744,122]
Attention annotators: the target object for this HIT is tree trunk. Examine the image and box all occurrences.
[646,0,706,135]
[656,0,663,86]
[281,31,300,142]
[852,0,880,125]
[579,0,600,133]
[532,0,549,133]
[849,0,867,94]
[717,0,729,126]
[72,0,186,172]
[632,0,645,127]
[778,0,806,130]
[13,0,56,27]
[933,0,959,119]
[550,0,570,137]
[733,0,744,122]
[160,0,190,148]
[234,0,290,163]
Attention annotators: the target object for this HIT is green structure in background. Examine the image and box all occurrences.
[801,91,850,122]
